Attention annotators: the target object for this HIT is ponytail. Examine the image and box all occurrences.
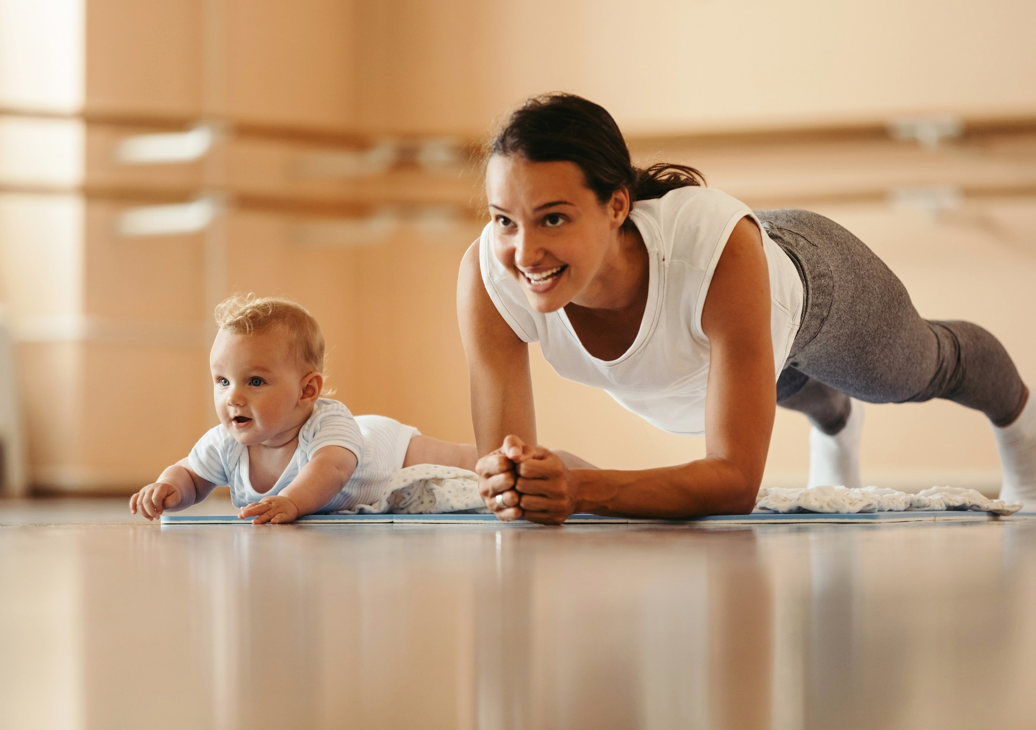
[632,162,706,201]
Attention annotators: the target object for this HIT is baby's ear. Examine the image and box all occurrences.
[300,371,324,403]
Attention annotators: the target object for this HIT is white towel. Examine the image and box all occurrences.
[755,485,1021,516]
[333,464,487,515]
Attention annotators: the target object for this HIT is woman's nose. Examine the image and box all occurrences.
[513,230,543,269]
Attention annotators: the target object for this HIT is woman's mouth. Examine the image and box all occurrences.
[522,265,566,292]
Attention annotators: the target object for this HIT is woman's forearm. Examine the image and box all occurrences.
[574,457,759,518]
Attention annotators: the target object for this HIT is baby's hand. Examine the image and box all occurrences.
[239,495,300,525]
[129,482,182,521]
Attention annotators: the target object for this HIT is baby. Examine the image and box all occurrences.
[129,294,478,524]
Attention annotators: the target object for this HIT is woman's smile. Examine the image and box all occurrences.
[520,265,568,292]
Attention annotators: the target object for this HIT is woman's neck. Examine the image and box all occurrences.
[562,225,652,361]
[569,225,649,316]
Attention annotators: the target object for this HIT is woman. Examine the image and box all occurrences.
[457,93,1035,524]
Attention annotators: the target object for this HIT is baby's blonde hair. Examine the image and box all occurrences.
[214,294,325,374]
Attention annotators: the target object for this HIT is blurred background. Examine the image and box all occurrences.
[0,0,1034,497]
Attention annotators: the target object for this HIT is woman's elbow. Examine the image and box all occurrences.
[730,491,759,515]
[728,470,762,515]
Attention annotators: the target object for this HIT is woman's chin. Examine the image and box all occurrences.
[520,275,574,313]
[523,290,567,314]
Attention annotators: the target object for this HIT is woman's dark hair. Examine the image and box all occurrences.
[488,93,705,226]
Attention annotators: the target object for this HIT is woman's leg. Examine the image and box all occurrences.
[776,367,863,488]
[776,368,850,434]
[994,389,1036,504]
[760,210,1032,499]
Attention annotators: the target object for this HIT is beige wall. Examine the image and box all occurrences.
[1,0,1035,493]
[354,0,1036,135]
[84,0,359,127]
[85,0,204,117]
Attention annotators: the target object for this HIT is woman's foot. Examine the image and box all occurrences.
[995,390,1036,510]
[808,399,864,489]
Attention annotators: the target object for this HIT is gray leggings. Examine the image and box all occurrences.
[758,210,1027,434]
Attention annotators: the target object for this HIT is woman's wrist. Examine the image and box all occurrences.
[571,467,607,515]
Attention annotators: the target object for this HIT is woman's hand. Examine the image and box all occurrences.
[475,436,525,521]
[477,435,581,525]
[510,438,581,525]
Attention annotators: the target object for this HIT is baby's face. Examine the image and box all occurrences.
[209,327,311,448]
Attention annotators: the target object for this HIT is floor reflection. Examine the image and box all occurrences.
[1,511,1034,730]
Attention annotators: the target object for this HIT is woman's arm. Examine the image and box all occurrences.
[457,240,538,519]
[503,217,775,522]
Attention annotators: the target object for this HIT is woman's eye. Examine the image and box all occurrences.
[544,214,564,227]
[249,377,264,387]
[495,216,513,228]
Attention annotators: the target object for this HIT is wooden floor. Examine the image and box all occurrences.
[2,498,1035,730]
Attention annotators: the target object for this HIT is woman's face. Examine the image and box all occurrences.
[485,154,628,313]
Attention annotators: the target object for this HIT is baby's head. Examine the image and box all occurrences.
[214,294,325,373]
[210,294,327,445]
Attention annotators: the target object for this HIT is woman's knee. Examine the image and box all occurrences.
[776,373,852,435]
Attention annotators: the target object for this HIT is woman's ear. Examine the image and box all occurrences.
[608,187,631,227]
[299,371,324,404]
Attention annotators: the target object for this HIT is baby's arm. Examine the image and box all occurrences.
[129,458,217,521]
[238,446,358,524]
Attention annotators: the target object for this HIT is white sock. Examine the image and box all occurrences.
[995,393,1036,510]
[808,399,864,489]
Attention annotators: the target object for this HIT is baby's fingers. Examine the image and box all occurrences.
[239,502,268,518]
[138,490,159,520]
[147,490,167,516]
[129,493,139,514]
[251,509,277,525]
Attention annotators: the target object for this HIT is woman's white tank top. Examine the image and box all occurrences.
[479,186,804,437]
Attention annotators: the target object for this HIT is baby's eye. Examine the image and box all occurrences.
[249,377,264,387]
[544,213,565,227]
[217,377,229,387]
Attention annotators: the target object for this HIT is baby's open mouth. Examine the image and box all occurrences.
[232,416,252,426]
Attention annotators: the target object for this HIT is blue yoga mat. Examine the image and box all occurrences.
[160,510,1027,526]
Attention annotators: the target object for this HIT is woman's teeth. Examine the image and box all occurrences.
[525,266,564,283]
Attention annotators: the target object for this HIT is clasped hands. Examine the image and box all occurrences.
[476,435,580,525]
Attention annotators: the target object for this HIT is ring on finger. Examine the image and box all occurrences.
[496,493,505,508]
